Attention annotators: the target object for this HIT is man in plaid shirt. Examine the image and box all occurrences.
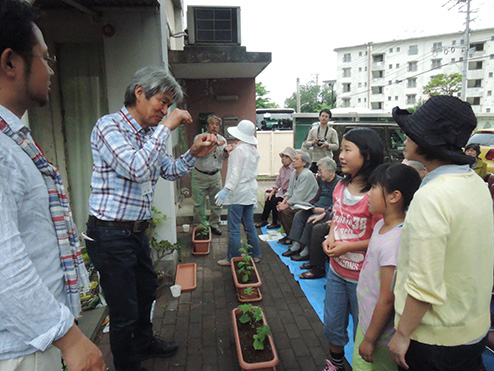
[86,66,217,371]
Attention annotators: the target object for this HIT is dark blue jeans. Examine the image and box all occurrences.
[399,336,487,371]
[85,221,157,371]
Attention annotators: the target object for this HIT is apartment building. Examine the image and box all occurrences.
[334,27,494,114]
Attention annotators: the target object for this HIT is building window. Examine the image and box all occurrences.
[372,70,384,78]
[469,61,483,70]
[408,61,418,72]
[364,98,367,102]
[371,102,383,110]
[396,47,400,52]
[389,48,393,53]
[407,94,416,105]
[395,96,398,101]
[388,96,392,101]
[489,72,493,78]
[358,82,362,88]
[432,59,442,69]
[467,97,481,105]
[395,79,400,84]
[407,78,417,88]
[343,83,351,93]
[452,40,456,45]
[359,51,362,57]
[487,91,492,96]
[359,67,362,72]
[388,80,392,85]
[389,64,393,69]
[396,63,400,68]
[343,53,351,62]
[373,54,384,63]
[364,82,367,87]
[372,86,384,94]
[365,66,368,71]
[343,68,351,77]
[342,98,351,107]
[490,54,494,60]
[432,42,443,52]
[459,57,463,62]
[488,108,491,113]
[409,45,418,55]
[470,42,484,51]
[451,58,455,63]
[460,39,464,44]
[358,98,361,103]
[467,79,482,88]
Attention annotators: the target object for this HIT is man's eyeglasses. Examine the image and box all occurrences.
[31,54,57,68]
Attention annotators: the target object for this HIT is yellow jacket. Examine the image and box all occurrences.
[473,158,488,180]
[394,171,494,346]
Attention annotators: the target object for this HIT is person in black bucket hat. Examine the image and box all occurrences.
[388,95,494,371]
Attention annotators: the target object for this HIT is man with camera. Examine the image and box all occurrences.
[303,109,339,173]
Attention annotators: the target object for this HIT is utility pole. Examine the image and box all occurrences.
[296,78,301,113]
[461,0,471,100]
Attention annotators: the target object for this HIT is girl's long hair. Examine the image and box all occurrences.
[341,128,384,192]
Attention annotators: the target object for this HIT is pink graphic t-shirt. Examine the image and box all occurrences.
[356,219,401,345]
[330,181,381,281]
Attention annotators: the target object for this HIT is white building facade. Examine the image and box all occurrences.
[334,28,494,114]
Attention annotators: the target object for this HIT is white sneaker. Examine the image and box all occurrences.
[217,259,230,266]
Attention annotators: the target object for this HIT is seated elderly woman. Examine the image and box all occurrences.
[255,147,296,229]
[465,143,488,179]
[282,157,341,263]
[277,151,318,245]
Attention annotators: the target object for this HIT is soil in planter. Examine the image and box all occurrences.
[234,260,259,285]
[235,313,274,364]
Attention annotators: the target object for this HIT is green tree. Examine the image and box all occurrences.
[423,73,462,96]
[284,81,336,113]
[256,82,278,109]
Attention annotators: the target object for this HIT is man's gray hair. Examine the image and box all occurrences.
[207,113,222,124]
[297,151,312,168]
[317,157,337,173]
[124,66,184,107]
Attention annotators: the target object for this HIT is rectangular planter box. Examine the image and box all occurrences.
[232,307,279,370]
[192,226,211,255]
[231,257,262,289]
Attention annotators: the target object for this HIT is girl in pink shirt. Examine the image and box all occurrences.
[321,128,384,371]
[353,163,421,371]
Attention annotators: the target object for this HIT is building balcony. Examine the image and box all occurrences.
[371,77,385,85]
[467,69,485,79]
[371,61,385,70]
[467,87,484,96]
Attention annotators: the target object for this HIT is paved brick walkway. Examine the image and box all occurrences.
[95,228,338,371]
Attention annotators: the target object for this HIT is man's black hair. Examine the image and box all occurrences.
[319,109,332,118]
[0,0,40,68]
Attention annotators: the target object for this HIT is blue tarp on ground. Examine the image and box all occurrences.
[261,226,355,366]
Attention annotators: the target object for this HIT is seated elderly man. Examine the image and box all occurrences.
[277,151,318,244]
[282,157,341,260]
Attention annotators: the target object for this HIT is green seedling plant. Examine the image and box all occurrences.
[237,245,254,283]
[243,287,254,296]
[238,304,271,351]
[196,219,210,238]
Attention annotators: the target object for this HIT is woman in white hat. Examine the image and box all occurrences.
[215,120,262,265]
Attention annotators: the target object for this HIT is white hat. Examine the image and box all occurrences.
[227,120,258,145]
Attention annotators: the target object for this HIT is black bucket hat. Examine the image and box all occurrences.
[392,95,477,165]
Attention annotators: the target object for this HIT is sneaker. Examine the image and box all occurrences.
[217,258,230,266]
[322,359,343,371]
[266,223,280,229]
[137,337,177,360]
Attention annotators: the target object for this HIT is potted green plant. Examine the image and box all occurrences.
[231,245,262,302]
[192,219,211,255]
[232,304,279,370]
[147,207,182,296]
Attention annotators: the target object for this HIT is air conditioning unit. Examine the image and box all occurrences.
[187,6,241,45]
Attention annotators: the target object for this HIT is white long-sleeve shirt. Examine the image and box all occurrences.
[224,142,260,205]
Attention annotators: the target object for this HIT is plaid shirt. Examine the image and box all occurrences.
[88,106,196,221]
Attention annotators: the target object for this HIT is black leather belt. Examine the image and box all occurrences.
[195,168,220,175]
[88,215,149,233]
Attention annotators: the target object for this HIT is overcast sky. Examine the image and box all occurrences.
[183,0,494,106]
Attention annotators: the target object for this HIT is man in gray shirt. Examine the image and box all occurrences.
[192,114,232,235]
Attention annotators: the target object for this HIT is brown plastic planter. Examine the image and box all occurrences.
[175,263,197,291]
[191,226,211,255]
[231,257,262,289]
[232,307,279,370]
[236,286,262,303]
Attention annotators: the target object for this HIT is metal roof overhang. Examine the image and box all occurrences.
[169,46,272,79]
[33,0,160,15]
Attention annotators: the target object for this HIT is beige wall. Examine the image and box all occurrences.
[257,131,295,176]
